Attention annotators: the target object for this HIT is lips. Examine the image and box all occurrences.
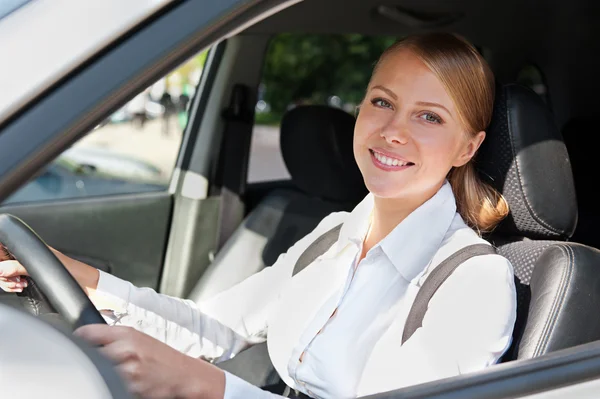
[369,149,414,171]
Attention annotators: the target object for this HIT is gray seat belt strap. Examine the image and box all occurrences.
[292,224,343,276]
[401,243,497,344]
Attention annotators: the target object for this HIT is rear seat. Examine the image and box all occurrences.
[188,104,367,304]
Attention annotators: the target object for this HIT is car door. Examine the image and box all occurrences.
[0,0,235,305]
[0,47,212,289]
[0,85,184,290]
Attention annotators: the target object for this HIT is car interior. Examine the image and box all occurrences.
[3,0,600,397]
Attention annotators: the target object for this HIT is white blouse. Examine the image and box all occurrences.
[95,182,517,399]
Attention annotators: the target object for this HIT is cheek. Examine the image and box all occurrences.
[354,109,385,144]
[413,129,463,168]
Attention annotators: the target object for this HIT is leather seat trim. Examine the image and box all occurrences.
[532,244,574,357]
[505,87,567,237]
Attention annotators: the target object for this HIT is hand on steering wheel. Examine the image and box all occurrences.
[0,243,28,291]
[0,214,105,329]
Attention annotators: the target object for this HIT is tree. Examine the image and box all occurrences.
[260,34,398,122]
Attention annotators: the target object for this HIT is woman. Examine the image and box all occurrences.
[0,32,516,399]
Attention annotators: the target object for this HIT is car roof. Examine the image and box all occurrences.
[0,0,174,125]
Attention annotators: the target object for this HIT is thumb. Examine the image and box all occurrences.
[0,260,27,277]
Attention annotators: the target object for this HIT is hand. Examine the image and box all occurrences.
[0,244,28,293]
[74,324,226,399]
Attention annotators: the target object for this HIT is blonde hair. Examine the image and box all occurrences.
[373,33,509,233]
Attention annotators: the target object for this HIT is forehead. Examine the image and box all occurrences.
[370,49,455,109]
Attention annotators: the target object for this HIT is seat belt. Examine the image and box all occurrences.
[291,225,497,344]
[213,84,254,252]
[401,243,496,343]
[292,224,343,276]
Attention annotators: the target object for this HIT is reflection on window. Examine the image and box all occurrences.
[3,51,208,205]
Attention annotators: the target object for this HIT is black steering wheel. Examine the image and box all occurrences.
[0,214,105,328]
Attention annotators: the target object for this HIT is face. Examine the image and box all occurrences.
[354,49,485,202]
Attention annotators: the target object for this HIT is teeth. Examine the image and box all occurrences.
[373,151,409,167]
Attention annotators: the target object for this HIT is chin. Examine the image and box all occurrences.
[364,179,409,199]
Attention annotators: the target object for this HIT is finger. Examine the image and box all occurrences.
[0,277,27,287]
[0,260,27,278]
[74,324,131,347]
[98,340,139,365]
[0,277,27,292]
[0,283,21,293]
[0,276,27,284]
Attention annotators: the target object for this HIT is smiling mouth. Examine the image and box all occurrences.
[369,149,415,168]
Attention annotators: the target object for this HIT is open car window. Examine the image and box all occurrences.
[2,50,206,205]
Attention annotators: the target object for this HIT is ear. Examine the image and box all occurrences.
[453,131,486,167]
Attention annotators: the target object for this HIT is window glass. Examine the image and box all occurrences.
[3,51,207,205]
[0,0,30,20]
[248,33,397,183]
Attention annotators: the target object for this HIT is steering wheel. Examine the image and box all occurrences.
[0,214,105,329]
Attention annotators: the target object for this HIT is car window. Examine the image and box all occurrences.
[0,0,30,20]
[248,33,397,183]
[2,51,207,205]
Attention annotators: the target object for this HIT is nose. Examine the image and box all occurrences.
[380,116,410,145]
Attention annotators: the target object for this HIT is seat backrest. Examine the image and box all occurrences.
[188,105,366,304]
[477,84,600,360]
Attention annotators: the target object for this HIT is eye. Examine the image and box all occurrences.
[371,97,393,109]
[419,112,443,124]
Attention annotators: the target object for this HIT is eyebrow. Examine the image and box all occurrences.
[370,85,453,117]
[370,85,398,100]
[415,101,452,116]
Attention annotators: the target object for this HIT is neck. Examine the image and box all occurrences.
[364,184,443,251]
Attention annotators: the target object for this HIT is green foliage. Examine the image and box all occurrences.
[260,34,397,122]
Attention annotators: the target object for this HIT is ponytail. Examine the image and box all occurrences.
[448,162,509,234]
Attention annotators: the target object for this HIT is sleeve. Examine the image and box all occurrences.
[357,254,517,396]
[92,211,349,364]
[224,371,286,399]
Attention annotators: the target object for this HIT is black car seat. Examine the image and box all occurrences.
[479,84,600,360]
[188,105,367,303]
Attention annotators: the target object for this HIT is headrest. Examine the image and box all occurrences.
[476,84,577,240]
[280,105,367,203]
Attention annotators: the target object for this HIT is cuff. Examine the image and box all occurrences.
[224,371,281,399]
[92,270,132,313]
